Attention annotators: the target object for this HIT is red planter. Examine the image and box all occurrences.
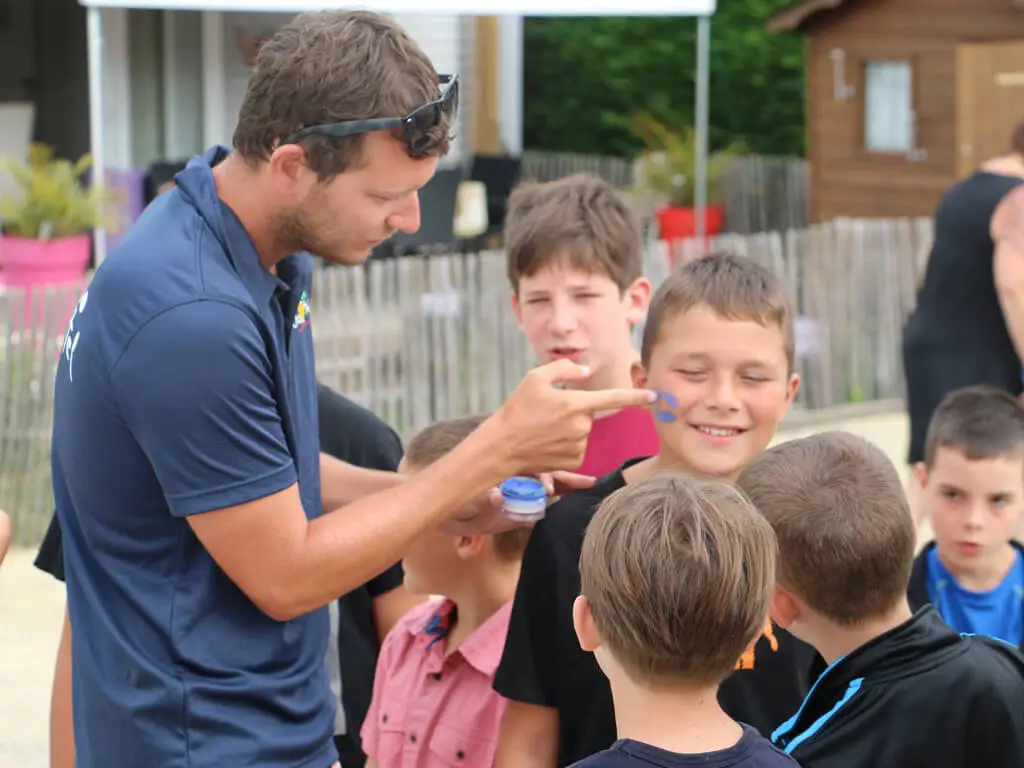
[656,204,725,241]
[0,234,91,330]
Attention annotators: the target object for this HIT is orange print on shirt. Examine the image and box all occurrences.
[735,618,779,671]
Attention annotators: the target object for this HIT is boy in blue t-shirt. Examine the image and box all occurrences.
[908,384,1024,647]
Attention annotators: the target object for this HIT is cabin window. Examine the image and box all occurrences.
[863,61,914,153]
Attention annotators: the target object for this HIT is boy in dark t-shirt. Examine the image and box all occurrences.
[568,473,798,768]
[493,252,821,767]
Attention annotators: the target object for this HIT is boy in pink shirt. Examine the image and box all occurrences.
[505,174,660,477]
[361,415,531,768]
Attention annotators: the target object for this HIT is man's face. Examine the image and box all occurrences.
[276,131,438,265]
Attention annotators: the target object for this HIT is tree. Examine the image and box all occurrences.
[521,1,805,158]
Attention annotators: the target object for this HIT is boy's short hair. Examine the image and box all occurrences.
[504,173,642,293]
[738,431,915,626]
[405,415,531,560]
[579,472,776,687]
[640,251,794,369]
[923,385,1024,469]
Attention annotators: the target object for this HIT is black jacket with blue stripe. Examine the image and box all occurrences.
[770,606,1024,767]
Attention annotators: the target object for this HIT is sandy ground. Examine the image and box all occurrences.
[0,407,913,768]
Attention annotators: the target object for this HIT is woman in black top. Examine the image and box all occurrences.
[903,122,1024,514]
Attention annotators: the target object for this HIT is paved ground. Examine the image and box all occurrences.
[0,407,913,768]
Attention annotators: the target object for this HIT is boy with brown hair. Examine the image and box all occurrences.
[361,415,532,768]
[739,431,1024,767]
[494,251,819,767]
[570,473,798,767]
[504,173,659,476]
[908,385,1024,647]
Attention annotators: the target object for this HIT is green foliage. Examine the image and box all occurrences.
[522,1,805,158]
[633,113,746,206]
[0,143,121,239]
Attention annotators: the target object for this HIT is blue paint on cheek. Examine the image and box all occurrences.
[657,390,679,408]
[653,390,679,422]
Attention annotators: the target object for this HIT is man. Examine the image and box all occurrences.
[34,382,423,768]
[50,10,654,768]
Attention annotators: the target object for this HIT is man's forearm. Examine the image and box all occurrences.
[320,453,403,510]
[276,421,510,618]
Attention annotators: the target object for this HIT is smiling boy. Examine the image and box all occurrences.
[493,251,821,767]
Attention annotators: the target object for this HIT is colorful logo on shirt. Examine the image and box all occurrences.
[293,290,311,332]
[735,618,780,671]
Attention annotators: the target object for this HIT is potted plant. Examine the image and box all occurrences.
[0,142,120,291]
[632,113,745,241]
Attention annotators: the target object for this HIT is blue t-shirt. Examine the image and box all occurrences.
[569,726,798,767]
[51,147,335,768]
[927,546,1024,645]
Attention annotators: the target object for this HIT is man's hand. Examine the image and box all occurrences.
[438,361,655,534]
[493,359,657,475]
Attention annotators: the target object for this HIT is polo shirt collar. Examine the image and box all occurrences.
[176,146,289,305]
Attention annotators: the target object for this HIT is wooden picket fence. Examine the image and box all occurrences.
[0,216,930,545]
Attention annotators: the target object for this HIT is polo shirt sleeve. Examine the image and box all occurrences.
[492,521,560,707]
[111,299,297,518]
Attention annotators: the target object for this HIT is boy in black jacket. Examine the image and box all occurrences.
[739,431,1024,767]
[906,385,1024,647]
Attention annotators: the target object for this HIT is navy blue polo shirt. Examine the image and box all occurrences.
[50,147,336,768]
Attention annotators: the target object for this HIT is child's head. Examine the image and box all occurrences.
[399,415,532,596]
[738,431,915,641]
[574,472,777,690]
[505,174,651,384]
[634,251,800,479]
[917,385,1024,571]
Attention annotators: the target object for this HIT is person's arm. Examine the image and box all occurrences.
[319,453,402,510]
[992,186,1024,365]
[0,510,10,568]
[113,302,654,622]
[51,607,75,768]
[493,523,562,768]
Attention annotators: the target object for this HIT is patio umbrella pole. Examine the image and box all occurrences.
[87,6,108,265]
[694,12,710,243]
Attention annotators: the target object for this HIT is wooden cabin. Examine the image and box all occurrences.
[769,0,1024,222]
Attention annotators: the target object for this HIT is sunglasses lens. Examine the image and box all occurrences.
[443,77,459,119]
[406,106,439,155]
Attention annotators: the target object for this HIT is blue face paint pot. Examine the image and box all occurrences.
[500,477,548,522]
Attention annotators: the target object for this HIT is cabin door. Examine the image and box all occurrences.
[957,40,1024,178]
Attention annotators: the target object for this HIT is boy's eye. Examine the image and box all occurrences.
[991,495,1011,508]
[574,293,600,300]
[742,374,768,383]
[677,369,706,378]
[525,297,549,305]
[941,489,962,501]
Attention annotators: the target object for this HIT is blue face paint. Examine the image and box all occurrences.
[654,390,679,423]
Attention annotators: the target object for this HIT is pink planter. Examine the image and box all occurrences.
[0,235,91,330]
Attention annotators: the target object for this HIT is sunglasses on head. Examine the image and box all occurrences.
[279,74,459,158]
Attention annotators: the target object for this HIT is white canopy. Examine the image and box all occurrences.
[81,0,715,261]
[80,0,716,13]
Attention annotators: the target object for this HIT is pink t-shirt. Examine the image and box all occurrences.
[576,406,660,478]
[361,598,512,768]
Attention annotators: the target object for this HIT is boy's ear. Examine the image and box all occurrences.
[510,292,523,328]
[912,461,928,489]
[630,360,649,390]
[572,595,602,653]
[784,372,801,406]
[453,534,487,560]
[770,585,801,630]
[624,277,653,325]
